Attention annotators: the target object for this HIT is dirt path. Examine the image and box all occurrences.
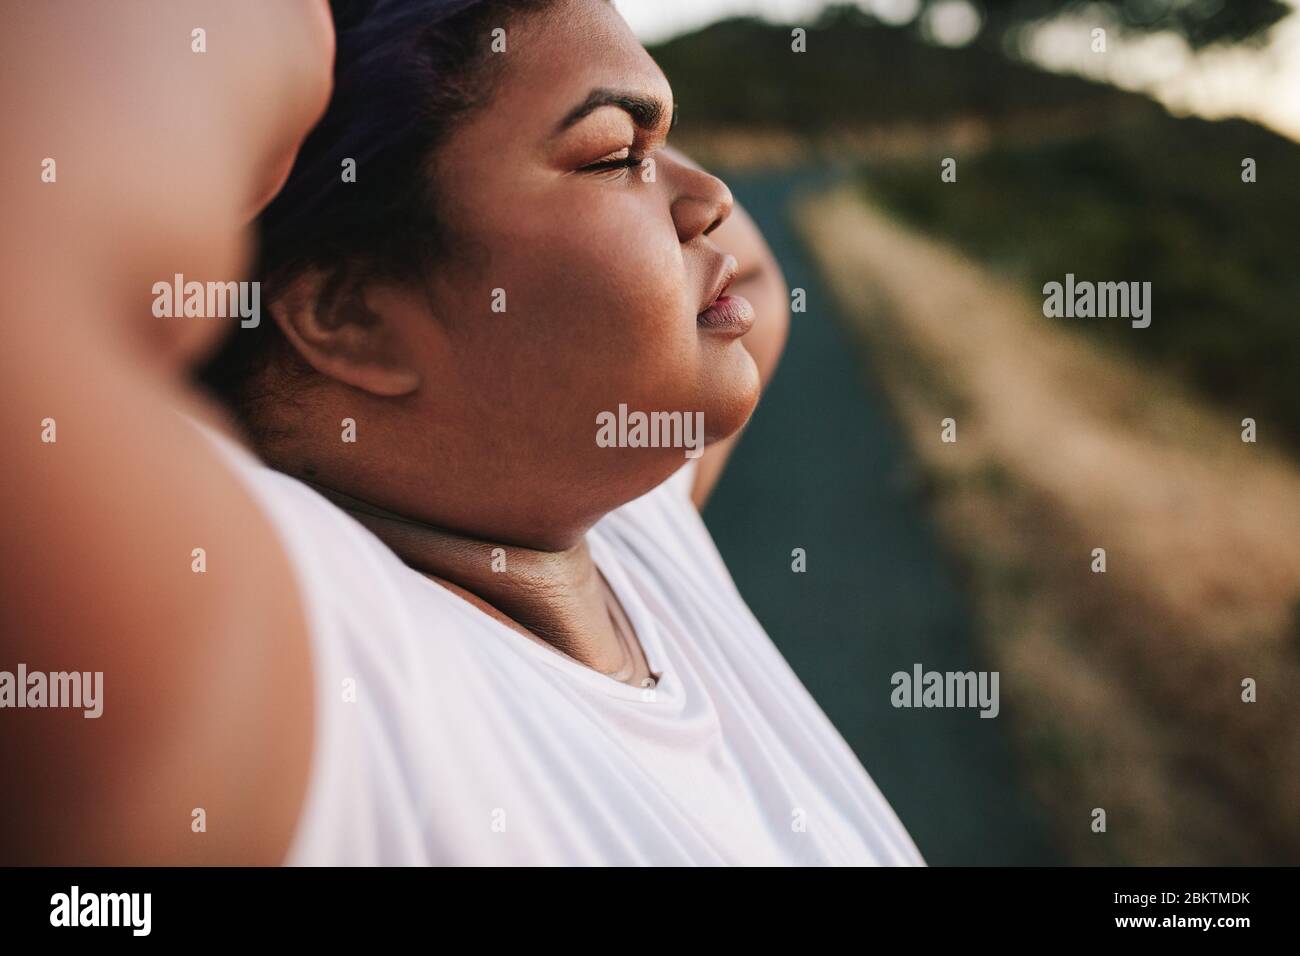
[702,169,1059,865]
[797,184,1300,864]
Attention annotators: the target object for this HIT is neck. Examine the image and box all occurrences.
[301,479,650,681]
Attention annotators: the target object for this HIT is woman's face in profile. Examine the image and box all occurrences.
[397,0,761,500]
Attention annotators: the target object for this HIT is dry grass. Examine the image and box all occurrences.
[797,185,1300,865]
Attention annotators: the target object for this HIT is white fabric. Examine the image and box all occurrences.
[195,419,925,866]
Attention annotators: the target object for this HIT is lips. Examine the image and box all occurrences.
[697,253,754,336]
[697,292,755,336]
[699,255,739,315]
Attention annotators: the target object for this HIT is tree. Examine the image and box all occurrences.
[967,0,1289,49]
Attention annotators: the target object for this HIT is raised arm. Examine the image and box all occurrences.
[0,0,332,864]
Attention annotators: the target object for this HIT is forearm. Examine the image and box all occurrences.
[0,4,312,863]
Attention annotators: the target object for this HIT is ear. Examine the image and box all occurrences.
[266,269,426,397]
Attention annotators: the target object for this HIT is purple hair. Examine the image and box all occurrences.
[200,0,553,416]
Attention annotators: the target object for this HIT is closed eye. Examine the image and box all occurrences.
[580,154,645,174]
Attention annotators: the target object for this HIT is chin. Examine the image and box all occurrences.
[701,345,762,443]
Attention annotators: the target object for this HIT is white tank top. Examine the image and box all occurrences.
[195,418,925,866]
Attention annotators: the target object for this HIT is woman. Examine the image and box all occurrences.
[3,0,923,865]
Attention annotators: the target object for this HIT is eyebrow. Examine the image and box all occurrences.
[553,87,678,137]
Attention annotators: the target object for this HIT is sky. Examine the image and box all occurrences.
[614,0,1300,142]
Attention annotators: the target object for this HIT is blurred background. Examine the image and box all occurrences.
[623,0,1300,864]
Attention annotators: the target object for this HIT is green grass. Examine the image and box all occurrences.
[861,110,1300,451]
[649,6,1300,453]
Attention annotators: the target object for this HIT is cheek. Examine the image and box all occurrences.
[438,184,756,449]
[519,196,693,363]
[510,227,759,444]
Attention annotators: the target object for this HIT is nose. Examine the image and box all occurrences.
[669,160,734,244]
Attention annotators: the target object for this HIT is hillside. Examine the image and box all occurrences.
[650,6,1300,451]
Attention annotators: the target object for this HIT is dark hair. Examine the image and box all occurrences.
[198,0,553,428]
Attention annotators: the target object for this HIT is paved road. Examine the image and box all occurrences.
[701,168,1060,865]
